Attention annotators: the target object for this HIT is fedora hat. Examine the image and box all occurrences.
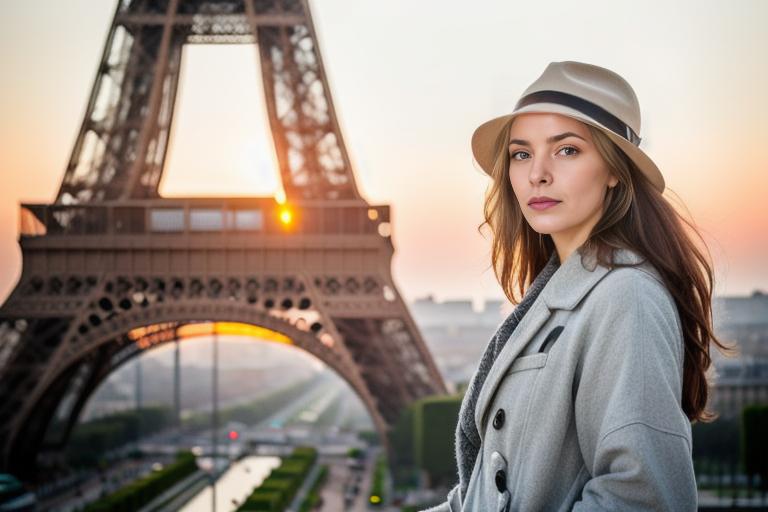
[471,60,665,193]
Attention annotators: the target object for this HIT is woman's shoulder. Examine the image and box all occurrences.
[585,248,679,326]
[594,248,671,299]
[585,248,684,352]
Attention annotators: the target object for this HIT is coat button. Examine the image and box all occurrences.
[495,469,507,492]
[492,408,505,429]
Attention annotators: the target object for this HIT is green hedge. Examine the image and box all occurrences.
[413,394,462,486]
[299,464,329,512]
[387,393,462,489]
[66,406,174,468]
[257,476,296,508]
[239,490,283,511]
[291,446,318,461]
[369,453,387,507]
[83,450,197,512]
[259,477,295,494]
[236,446,317,512]
[742,404,768,488]
[388,405,415,488]
[272,459,310,479]
[692,414,740,465]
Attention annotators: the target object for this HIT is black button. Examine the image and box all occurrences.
[493,408,505,429]
[495,469,507,492]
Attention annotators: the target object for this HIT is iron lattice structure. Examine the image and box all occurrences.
[0,0,447,480]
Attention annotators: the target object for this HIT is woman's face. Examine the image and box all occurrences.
[507,112,618,260]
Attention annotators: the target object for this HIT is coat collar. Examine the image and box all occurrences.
[542,245,647,311]
[474,246,650,437]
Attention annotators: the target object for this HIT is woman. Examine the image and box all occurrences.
[422,61,735,511]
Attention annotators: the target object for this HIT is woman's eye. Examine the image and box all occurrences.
[510,146,578,160]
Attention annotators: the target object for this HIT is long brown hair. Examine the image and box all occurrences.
[477,116,737,424]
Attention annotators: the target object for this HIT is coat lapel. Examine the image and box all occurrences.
[474,246,645,437]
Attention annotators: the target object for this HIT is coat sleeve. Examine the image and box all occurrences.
[570,270,697,511]
[418,482,461,512]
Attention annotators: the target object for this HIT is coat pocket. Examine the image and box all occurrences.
[506,352,548,373]
[480,354,548,436]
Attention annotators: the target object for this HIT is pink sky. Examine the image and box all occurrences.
[1,0,766,308]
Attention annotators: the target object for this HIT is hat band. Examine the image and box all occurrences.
[514,90,642,146]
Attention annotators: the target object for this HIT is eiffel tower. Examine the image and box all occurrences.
[0,0,448,480]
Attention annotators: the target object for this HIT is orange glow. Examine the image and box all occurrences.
[127,322,177,350]
[279,207,292,225]
[128,322,176,341]
[176,321,293,345]
[127,321,294,348]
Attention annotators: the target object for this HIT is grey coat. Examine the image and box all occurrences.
[421,247,697,511]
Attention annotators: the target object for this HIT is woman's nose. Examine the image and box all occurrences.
[528,156,551,185]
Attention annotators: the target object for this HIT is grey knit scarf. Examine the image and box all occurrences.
[454,250,560,501]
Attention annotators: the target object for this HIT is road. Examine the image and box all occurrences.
[38,374,378,511]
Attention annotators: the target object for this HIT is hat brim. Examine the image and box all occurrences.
[470,103,665,193]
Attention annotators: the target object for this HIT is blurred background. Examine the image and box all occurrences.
[0,0,766,510]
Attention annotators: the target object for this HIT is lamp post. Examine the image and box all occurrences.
[174,338,181,450]
[136,355,142,452]
[211,331,219,512]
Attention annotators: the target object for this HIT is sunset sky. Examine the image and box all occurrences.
[1,0,766,309]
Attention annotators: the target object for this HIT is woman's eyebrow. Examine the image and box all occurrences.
[508,132,587,146]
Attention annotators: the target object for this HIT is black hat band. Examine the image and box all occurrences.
[514,90,642,146]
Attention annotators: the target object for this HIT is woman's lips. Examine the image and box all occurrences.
[529,200,561,210]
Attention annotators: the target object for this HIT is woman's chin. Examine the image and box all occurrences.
[529,224,560,236]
